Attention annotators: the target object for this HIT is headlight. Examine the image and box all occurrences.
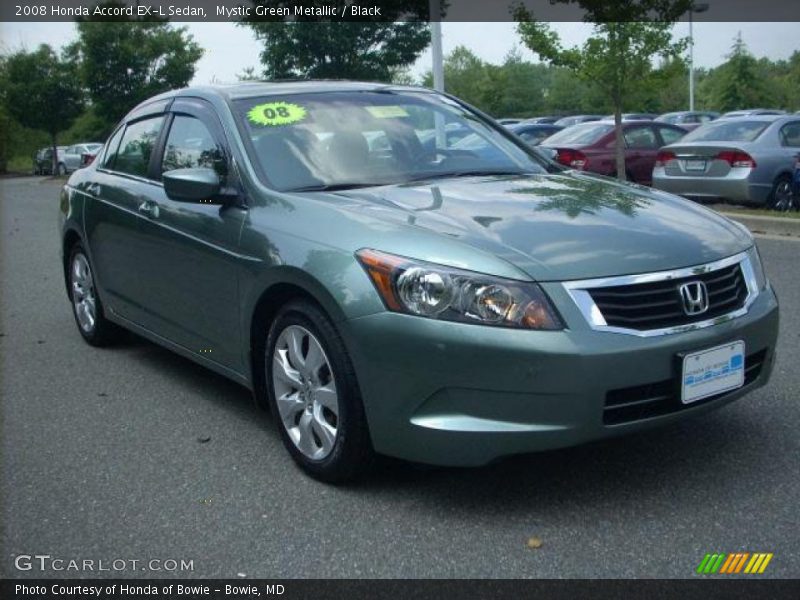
[356,249,563,330]
[747,245,768,291]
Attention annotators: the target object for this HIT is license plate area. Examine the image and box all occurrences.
[684,159,707,172]
[681,341,745,404]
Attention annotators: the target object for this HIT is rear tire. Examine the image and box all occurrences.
[767,175,794,211]
[67,243,124,346]
[265,299,374,483]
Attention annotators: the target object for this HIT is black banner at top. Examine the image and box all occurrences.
[2,0,800,22]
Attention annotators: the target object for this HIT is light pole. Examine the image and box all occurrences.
[688,2,710,112]
[429,0,446,147]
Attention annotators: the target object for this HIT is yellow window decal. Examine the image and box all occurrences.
[247,102,307,126]
[365,106,409,119]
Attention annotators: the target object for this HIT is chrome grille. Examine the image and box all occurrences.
[562,251,759,337]
[588,263,747,331]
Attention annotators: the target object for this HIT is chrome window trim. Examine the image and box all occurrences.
[562,251,758,337]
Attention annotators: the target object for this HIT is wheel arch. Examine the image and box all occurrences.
[246,271,348,410]
[62,228,82,298]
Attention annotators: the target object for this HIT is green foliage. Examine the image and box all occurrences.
[61,109,110,144]
[243,2,430,81]
[68,1,203,129]
[695,39,799,112]
[704,33,767,111]
[2,45,84,139]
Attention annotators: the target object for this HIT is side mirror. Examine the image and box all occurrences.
[163,168,221,203]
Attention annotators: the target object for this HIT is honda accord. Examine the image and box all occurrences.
[59,82,779,482]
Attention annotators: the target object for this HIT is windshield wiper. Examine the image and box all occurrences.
[287,182,386,192]
[403,169,535,183]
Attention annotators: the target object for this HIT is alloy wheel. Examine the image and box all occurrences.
[271,325,339,460]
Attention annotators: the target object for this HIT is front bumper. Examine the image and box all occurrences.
[340,283,779,466]
[652,167,771,205]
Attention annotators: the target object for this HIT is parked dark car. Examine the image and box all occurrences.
[524,116,561,124]
[656,111,719,131]
[59,82,777,482]
[792,154,800,208]
[33,146,67,175]
[553,114,604,127]
[540,120,688,184]
[507,122,564,146]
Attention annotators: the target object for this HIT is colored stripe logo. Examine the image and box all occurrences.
[696,552,773,574]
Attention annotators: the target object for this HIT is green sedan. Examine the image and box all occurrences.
[59,82,779,482]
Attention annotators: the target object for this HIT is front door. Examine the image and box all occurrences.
[134,99,246,372]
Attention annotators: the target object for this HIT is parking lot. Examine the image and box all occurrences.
[1,176,798,578]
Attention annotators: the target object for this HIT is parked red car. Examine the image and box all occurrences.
[540,120,688,185]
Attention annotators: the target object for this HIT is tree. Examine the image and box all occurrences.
[242,2,431,81]
[2,44,84,173]
[515,0,691,181]
[702,33,771,111]
[423,46,490,108]
[68,2,203,130]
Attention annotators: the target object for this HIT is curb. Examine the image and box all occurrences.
[717,211,800,238]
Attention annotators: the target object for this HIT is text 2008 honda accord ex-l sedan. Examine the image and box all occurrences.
[59,82,778,482]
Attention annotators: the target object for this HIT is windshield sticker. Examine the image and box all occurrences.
[247,102,307,126]
[365,105,409,119]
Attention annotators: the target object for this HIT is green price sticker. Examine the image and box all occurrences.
[247,102,307,126]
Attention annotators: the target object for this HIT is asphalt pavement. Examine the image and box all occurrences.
[1,176,798,579]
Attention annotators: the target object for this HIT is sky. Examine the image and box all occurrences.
[1,21,798,85]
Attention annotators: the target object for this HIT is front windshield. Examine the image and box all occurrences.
[681,120,769,143]
[540,122,614,146]
[234,90,547,191]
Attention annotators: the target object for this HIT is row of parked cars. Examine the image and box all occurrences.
[499,109,800,210]
[32,143,103,175]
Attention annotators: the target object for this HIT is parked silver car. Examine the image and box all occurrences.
[652,115,800,209]
[717,109,786,120]
[61,143,103,173]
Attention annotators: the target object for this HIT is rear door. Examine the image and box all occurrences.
[84,114,168,325]
[133,98,246,371]
[623,124,661,184]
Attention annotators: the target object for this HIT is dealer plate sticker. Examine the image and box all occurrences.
[682,341,745,404]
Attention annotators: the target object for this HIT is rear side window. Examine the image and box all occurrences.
[657,126,685,146]
[114,116,165,178]
[101,127,125,169]
[624,126,658,149]
[161,115,227,179]
[683,120,769,143]
[779,122,800,147]
[543,123,613,146]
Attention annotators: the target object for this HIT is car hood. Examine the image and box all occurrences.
[321,172,752,281]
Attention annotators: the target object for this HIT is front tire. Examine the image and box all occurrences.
[68,243,123,346]
[265,300,374,483]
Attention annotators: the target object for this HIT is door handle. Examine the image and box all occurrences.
[137,201,159,219]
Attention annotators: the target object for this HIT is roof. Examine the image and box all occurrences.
[182,80,430,100]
